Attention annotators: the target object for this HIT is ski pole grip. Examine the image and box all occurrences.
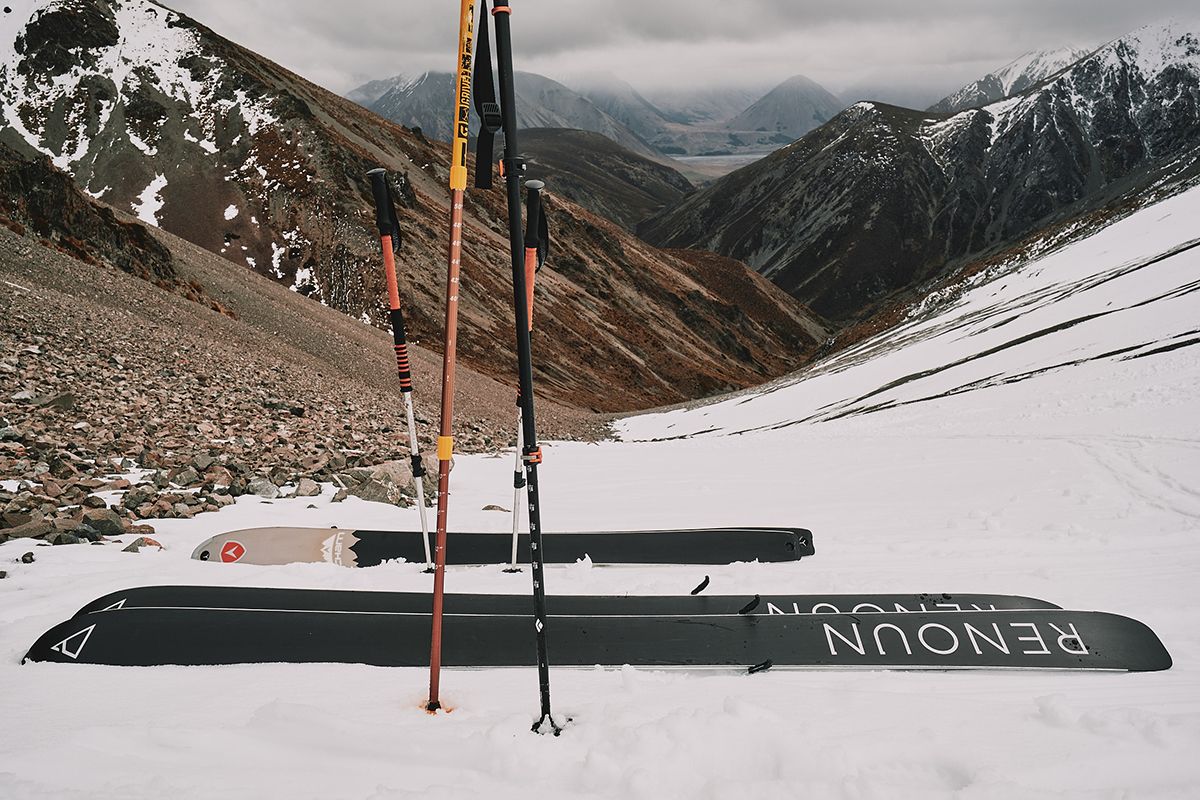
[367,168,394,238]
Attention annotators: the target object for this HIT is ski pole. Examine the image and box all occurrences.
[427,0,476,714]
[506,179,549,572]
[366,168,432,572]
[475,0,561,735]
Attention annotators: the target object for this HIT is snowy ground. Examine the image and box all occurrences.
[3,189,1200,796]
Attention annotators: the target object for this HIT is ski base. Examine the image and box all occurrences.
[25,606,1170,672]
[71,585,1062,618]
[190,526,815,566]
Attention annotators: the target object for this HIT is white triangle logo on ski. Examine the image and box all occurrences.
[101,599,126,611]
[50,624,96,660]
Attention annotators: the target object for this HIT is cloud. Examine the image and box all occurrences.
[169,0,1198,104]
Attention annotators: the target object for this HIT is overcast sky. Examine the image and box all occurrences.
[169,1,1197,106]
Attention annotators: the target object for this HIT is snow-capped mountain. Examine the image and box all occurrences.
[642,21,1200,325]
[344,72,411,107]
[0,0,823,412]
[929,46,1094,113]
[369,70,661,159]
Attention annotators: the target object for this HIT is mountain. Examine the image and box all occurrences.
[571,73,676,147]
[573,74,834,158]
[369,70,661,159]
[641,22,1200,324]
[0,0,823,412]
[345,73,412,107]
[929,46,1094,113]
[521,129,692,231]
[644,86,765,126]
[0,140,228,314]
[724,75,845,142]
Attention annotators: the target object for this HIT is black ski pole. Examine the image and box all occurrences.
[477,0,560,735]
[507,180,549,572]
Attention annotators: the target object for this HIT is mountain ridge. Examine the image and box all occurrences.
[0,0,823,413]
[641,21,1200,326]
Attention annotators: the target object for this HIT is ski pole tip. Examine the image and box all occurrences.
[525,179,545,191]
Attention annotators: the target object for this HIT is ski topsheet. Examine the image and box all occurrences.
[189,526,815,566]
[25,606,1169,672]
[71,585,1061,617]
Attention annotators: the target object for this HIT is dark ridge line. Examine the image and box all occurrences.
[802,250,1200,420]
[1122,337,1200,361]
[817,340,1163,421]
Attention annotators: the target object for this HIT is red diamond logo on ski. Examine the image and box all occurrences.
[220,541,246,563]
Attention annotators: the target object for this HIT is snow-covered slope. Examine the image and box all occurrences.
[626,182,1200,439]
[4,166,1200,797]
[929,46,1093,113]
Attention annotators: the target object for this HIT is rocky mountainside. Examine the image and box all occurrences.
[0,192,603,545]
[521,128,692,231]
[0,141,227,314]
[367,70,660,160]
[929,46,1093,113]
[724,75,845,142]
[641,21,1200,324]
[0,0,824,413]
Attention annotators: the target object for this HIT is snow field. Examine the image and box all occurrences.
[3,129,1200,799]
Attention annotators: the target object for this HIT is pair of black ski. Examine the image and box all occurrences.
[23,585,1171,672]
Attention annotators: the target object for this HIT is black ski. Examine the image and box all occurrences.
[72,586,1061,617]
[189,526,814,566]
[25,607,1170,672]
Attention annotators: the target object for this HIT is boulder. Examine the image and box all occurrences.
[6,519,52,539]
[247,476,279,499]
[82,507,124,537]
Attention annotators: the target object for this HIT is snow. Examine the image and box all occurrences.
[271,242,285,278]
[223,204,240,221]
[992,46,1093,94]
[131,173,168,226]
[0,0,279,171]
[3,180,1199,797]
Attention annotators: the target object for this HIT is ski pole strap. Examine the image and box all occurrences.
[522,446,542,465]
[472,0,502,189]
[536,199,549,271]
[367,168,402,252]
